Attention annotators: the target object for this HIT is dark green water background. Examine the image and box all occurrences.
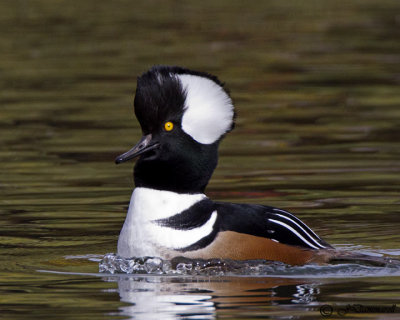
[1,1,399,319]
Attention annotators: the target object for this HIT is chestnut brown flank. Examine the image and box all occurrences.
[182,231,326,265]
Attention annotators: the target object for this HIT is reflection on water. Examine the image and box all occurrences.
[117,276,216,320]
[1,0,400,319]
[114,275,320,320]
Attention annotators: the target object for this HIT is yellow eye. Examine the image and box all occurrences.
[164,121,174,131]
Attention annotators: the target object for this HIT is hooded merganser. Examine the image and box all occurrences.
[114,65,336,265]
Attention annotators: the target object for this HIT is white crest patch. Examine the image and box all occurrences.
[177,74,234,144]
[117,187,215,258]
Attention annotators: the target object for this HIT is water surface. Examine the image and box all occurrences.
[1,0,400,319]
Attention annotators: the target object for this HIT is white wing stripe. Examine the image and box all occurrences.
[268,218,320,250]
[273,208,321,239]
[275,214,326,249]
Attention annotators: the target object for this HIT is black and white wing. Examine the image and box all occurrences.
[216,202,331,250]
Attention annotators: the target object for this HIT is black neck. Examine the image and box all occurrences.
[133,144,219,194]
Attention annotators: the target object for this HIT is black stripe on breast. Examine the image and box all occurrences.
[153,198,216,230]
[175,220,220,252]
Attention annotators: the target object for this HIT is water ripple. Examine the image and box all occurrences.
[99,253,400,278]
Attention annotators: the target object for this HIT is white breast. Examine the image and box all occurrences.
[117,187,215,258]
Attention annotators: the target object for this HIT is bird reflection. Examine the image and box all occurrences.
[108,275,320,319]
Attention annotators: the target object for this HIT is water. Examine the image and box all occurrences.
[97,254,400,277]
[1,0,400,319]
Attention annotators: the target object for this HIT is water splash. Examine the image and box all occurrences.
[99,253,400,278]
[99,255,167,274]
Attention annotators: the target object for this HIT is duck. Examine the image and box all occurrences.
[114,65,386,266]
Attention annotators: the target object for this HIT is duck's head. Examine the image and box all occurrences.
[115,65,235,194]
